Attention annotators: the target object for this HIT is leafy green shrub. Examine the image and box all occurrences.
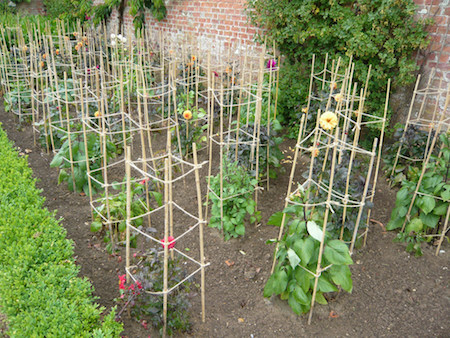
[0,0,17,14]
[0,124,122,336]
[43,0,92,22]
[247,0,430,130]
[276,60,309,127]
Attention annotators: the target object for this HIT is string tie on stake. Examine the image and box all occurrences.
[352,123,361,132]
[342,194,349,205]
[326,201,335,214]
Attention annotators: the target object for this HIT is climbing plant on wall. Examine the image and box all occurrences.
[93,0,166,33]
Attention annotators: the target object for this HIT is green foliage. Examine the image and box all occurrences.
[0,124,122,336]
[208,160,261,240]
[93,0,166,32]
[296,146,373,242]
[232,71,285,177]
[0,13,63,46]
[174,90,207,157]
[91,177,162,253]
[240,72,282,129]
[276,60,309,128]
[226,123,284,179]
[386,132,450,256]
[92,0,121,25]
[1,0,32,14]
[3,81,31,119]
[117,248,192,336]
[264,197,353,314]
[43,0,93,23]
[247,0,430,130]
[50,132,117,195]
[129,0,167,32]
[0,0,17,14]
[383,123,438,187]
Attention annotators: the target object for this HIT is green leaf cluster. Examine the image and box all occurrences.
[43,0,93,23]
[174,90,208,157]
[386,132,450,256]
[383,124,440,187]
[93,0,167,32]
[91,177,162,253]
[264,206,353,314]
[208,159,261,240]
[0,124,122,336]
[50,132,117,195]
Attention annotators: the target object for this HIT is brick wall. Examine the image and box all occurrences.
[108,0,262,57]
[412,0,449,114]
[414,0,449,85]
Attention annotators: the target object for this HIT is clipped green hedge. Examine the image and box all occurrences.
[0,124,123,337]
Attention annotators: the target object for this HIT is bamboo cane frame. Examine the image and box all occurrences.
[399,87,450,238]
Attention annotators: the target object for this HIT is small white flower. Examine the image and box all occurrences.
[122,37,127,43]
[110,33,116,39]
[117,34,123,40]
[111,40,116,46]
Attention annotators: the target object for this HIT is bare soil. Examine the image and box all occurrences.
[0,108,449,338]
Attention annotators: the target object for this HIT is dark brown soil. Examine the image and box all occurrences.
[0,109,449,338]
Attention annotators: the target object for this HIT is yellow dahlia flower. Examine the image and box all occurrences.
[319,111,338,131]
[183,110,193,120]
[334,93,343,102]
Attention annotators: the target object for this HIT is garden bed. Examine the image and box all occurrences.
[0,107,448,337]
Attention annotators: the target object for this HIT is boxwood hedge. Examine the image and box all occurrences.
[0,124,122,337]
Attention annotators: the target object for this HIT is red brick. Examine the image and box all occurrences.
[434,15,448,25]
[429,5,441,15]
[439,54,449,64]
[437,25,448,34]
[427,52,437,62]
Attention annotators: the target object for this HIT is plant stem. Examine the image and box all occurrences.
[444,161,449,183]
[116,292,138,319]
